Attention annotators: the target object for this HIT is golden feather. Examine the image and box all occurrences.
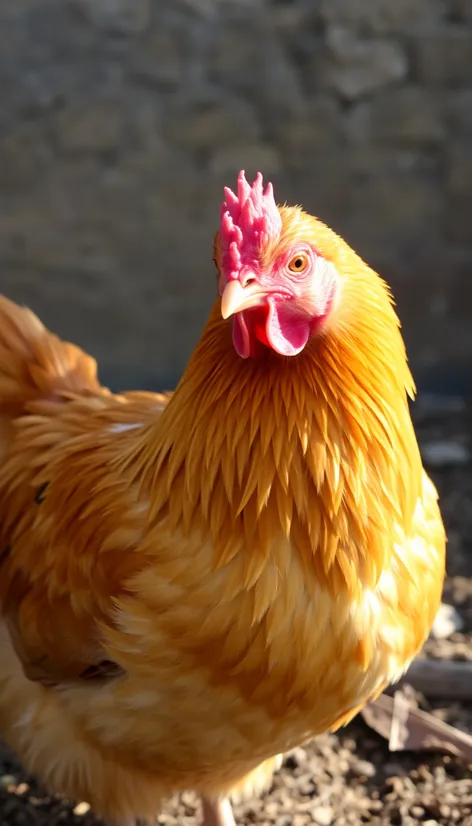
[0,204,445,820]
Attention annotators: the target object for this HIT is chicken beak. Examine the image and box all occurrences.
[220,280,266,320]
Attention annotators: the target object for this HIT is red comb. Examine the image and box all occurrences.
[219,170,282,281]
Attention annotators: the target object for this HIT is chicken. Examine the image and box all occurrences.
[0,170,445,826]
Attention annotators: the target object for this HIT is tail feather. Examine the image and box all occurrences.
[0,295,105,419]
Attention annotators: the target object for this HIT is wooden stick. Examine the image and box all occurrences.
[393,658,472,701]
[362,692,472,762]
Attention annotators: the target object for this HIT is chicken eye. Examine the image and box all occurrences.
[288,252,309,274]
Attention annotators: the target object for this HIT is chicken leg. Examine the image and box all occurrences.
[201,796,236,826]
[105,800,235,826]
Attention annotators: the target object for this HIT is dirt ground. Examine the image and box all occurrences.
[1,395,472,826]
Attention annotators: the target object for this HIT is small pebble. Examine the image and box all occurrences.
[73,801,90,816]
[411,805,425,817]
[275,816,292,826]
[351,759,376,778]
[312,805,334,826]
[265,800,279,817]
[0,774,16,790]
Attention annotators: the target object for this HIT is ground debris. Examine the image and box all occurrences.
[361,689,472,761]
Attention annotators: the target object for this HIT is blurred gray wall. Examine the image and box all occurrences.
[1,0,471,392]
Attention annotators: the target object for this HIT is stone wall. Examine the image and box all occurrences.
[0,0,471,391]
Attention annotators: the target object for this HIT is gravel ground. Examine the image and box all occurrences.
[1,396,472,826]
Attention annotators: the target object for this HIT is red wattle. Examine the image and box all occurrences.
[232,298,313,359]
[264,297,310,356]
[232,313,252,359]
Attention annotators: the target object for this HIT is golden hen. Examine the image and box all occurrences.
[0,171,445,826]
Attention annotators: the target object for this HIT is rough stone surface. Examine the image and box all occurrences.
[446,89,472,137]
[319,0,442,34]
[0,0,471,390]
[346,86,445,143]
[460,0,472,22]
[446,141,472,245]
[318,28,408,100]
[415,25,472,85]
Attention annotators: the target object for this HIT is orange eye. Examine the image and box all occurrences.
[288,252,309,274]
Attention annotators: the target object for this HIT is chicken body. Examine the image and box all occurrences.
[0,179,445,824]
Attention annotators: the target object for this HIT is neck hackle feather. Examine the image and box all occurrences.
[132,204,422,605]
